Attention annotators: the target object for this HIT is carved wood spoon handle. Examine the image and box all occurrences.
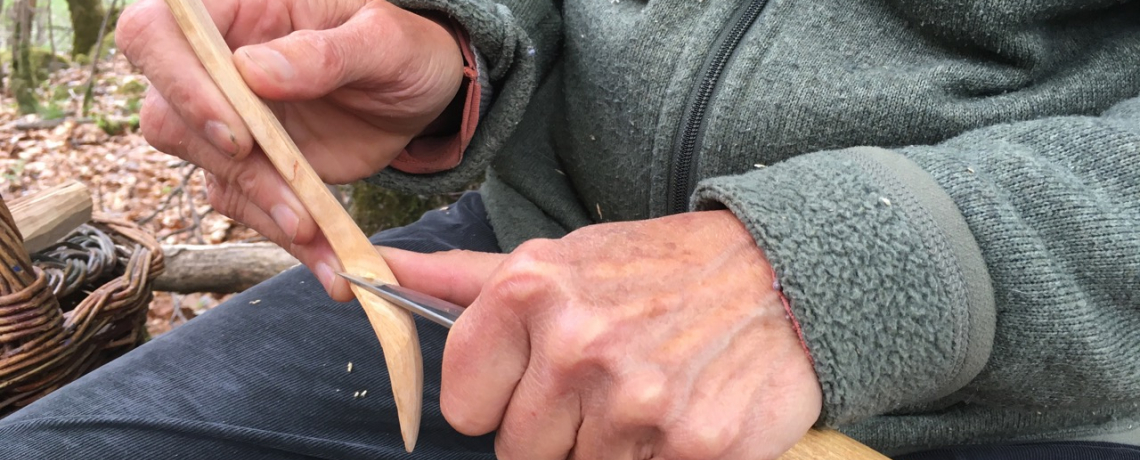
[162,0,423,451]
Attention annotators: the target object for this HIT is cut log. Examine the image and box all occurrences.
[9,181,93,252]
[154,243,299,293]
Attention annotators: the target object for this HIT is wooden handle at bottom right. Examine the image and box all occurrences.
[780,429,890,460]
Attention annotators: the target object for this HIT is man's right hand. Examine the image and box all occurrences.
[117,0,464,301]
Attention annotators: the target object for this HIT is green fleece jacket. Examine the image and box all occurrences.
[369,0,1140,455]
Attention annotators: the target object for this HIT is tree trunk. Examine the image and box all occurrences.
[11,0,38,114]
[45,0,54,58]
[0,0,8,93]
[67,0,104,58]
[34,0,45,45]
[80,0,117,116]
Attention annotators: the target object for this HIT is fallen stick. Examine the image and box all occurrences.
[163,0,423,450]
[11,117,93,130]
[154,243,298,293]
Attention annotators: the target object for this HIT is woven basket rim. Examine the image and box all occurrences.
[0,206,164,416]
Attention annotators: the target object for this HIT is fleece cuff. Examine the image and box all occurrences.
[368,0,541,194]
[389,17,489,175]
[693,147,996,426]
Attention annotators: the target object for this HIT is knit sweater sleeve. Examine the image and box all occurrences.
[693,94,1140,427]
[365,0,562,195]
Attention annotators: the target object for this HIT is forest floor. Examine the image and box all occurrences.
[0,54,256,336]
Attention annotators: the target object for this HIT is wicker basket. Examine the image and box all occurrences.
[0,197,164,416]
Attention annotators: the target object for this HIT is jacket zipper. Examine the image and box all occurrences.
[667,0,770,214]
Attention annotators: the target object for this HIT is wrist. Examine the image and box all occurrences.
[415,12,466,137]
[707,210,814,365]
[389,12,484,174]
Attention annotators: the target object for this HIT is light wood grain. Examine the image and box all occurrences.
[161,0,422,451]
[10,180,93,253]
[780,429,889,460]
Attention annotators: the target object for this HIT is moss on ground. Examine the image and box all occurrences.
[347,182,467,235]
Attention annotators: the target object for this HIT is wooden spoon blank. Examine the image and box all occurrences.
[162,0,422,451]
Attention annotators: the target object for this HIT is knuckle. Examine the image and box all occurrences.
[205,176,246,223]
[231,166,261,196]
[163,79,201,123]
[115,1,159,60]
[544,311,613,374]
[203,176,229,214]
[513,237,558,258]
[138,103,171,152]
[353,7,402,68]
[486,276,545,319]
[146,78,231,144]
[669,421,738,460]
[139,90,171,136]
[295,30,346,82]
[488,242,561,306]
[610,369,671,427]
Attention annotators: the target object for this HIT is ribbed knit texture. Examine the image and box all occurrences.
[370,0,1140,453]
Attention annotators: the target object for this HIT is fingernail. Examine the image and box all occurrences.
[314,261,336,293]
[241,47,295,82]
[270,204,299,243]
[204,120,238,156]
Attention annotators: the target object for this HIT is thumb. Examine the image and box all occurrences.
[376,247,507,306]
[232,4,410,101]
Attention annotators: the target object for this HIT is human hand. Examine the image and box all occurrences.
[117,0,464,300]
[382,210,823,459]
